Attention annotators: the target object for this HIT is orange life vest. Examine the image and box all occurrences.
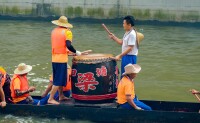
[10,75,29,99]
[51,27,69,54]
[0,69,6,87]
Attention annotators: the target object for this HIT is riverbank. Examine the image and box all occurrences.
[1,15,200,28]
[0,0,200,23]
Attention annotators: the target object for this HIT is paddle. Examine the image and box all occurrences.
[102,23,112,35]
[190,89,200,102]
[194,94,200,102]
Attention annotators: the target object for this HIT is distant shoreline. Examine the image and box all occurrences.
[1,15,200,28]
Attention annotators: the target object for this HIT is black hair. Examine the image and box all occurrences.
[123,16,135,26]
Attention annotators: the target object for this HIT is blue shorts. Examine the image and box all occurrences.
[52,62,67,86]
[121,55,137,77]
[39,91,71,105]
[119,96,152,111]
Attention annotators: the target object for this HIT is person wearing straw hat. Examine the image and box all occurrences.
[49,16,83,104]
[10,63,39,105]
[108,15,144,77]
[117,64,152,110]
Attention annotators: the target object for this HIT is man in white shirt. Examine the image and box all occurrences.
[109,16,139,77]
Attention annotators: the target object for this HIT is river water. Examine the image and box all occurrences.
[0,20,199,122]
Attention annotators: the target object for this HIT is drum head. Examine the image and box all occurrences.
[73,54,114,63]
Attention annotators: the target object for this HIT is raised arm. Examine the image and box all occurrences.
[109,33,123,45]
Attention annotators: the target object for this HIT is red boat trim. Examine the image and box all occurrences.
[72,93,117,100]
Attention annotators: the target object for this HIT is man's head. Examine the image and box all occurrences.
[123,16,135,31]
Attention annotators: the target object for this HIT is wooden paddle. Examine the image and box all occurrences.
[190,89,200,102]
[194,94,200,102]
[102,23,112,35]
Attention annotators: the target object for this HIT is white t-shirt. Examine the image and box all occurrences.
[122,30,138,55]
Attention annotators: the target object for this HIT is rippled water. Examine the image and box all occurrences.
[0,20,200,122]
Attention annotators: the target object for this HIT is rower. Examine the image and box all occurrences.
[10,63,39,105]
[117,64,152,110]
[39,64,72,105]
[0,67,12,104]
[0,76,6,107]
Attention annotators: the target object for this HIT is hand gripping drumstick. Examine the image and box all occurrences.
[102,23,112,35]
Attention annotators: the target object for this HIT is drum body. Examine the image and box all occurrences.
[72,54,119,103]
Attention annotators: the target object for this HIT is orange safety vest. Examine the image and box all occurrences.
[51,27,69,54]
[10,75,29,99]
[0,69,6,87]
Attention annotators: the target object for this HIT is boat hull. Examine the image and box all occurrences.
[0,98,200,123]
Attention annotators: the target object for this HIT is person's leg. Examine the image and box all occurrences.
[54,91,59,100]
[48,63,67,104]
[119,102,134,109]
[58,86,69,100]
[32,99,40,105]
[134,98,152,111]
[16,99,28,104]
[39,94,51,105]
[58,63,68,101]
[48,85,59,104]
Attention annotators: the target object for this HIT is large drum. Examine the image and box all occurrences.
[71,54,119,103]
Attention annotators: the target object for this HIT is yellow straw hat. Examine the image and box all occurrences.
[52,16,73,28]
[137,32,144,44]
[14,63,32,75]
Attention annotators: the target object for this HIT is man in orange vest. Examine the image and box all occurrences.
[0,67,12,104]
[49,16,82,104]
[0,73,6,107]
[10,63,39,105]
[39,64,72,105]
[117,64,152,110]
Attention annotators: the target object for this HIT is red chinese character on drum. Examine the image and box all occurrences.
[96,66,107,77]
[72,69,77,77]
[75,72,99,92]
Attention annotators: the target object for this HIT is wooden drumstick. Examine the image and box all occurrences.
[102,23,112,35]
[81,50,92,54]
[68,50,92,56]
